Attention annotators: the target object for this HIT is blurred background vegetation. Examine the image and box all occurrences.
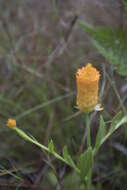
[1,0,127,189]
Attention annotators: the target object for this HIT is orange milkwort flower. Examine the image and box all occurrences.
[76,63,100,113]
[6,119,16,129]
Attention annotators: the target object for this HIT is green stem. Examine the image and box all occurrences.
[85,114,92,190]
[15,127,66,163]
[87,169,92,190]
[86,114,91,147]
[14,127,80,173]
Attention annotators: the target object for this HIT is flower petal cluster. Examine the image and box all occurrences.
[76,63,100,113]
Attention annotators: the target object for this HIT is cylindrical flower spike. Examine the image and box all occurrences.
[6,119,16,129]
[76,63,100,113]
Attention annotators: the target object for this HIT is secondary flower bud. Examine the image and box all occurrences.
[76,63,100,113]
[6,119,16,129]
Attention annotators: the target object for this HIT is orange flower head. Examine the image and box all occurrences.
[76,63,100,113]
[6,119,16,129]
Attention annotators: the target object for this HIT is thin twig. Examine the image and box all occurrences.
[106,73,127,114]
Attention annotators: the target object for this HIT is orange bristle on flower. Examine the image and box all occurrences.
[76,63,100,113]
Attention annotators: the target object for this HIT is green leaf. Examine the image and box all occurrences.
[63,146,76,169]
[48,171,58,185]
[77,20,95,35]
[122,0,127,11]
[48,139,54,153]
[109,111,122,133]
[78,20,127,76]
[101,115,127,146]
[77,147,93,181]
[94,115,106,152]
[112,115,127,131]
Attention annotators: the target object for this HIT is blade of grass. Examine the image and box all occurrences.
[15,91,75,120]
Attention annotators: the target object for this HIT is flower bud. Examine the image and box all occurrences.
[6,119,16,129]
[76,64,100,113]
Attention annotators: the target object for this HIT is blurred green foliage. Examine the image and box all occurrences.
[79,21,127,76]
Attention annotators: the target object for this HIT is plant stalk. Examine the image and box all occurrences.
[86,114,92,190]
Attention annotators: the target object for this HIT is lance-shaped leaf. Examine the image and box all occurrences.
[101,115,127,146]
[94,115,106,153]
[109,111,122,133]
[48,139,54,154]
[63,146,78,171]
[77,147,93,181]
